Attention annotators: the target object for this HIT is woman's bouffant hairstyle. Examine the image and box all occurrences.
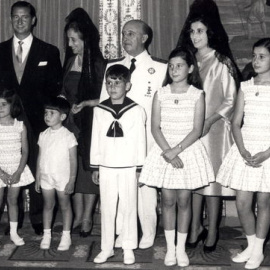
[0,88,23,118]
[164,47,203,90]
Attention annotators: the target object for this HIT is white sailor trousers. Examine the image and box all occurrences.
[99,166,138,251]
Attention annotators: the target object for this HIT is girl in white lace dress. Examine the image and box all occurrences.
[0,88,34,246]
[217,38,270,269]
[139,48,214,267]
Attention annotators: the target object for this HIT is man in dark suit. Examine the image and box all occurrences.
[0,1,63,235]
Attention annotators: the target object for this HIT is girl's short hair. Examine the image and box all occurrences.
[164,47,203,90]
[0,87,23,118]
[44,96,71,116]
[253,38,270,53]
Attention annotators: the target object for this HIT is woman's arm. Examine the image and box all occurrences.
[72,99,99,114]
[203,61,237,136]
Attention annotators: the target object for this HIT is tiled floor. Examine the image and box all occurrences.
[0,212,270,270]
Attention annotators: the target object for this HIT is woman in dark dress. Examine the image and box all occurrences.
[62,8,106,236]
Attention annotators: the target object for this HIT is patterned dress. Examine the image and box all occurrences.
[139,85,214,189]
[217,78,270,192]
[0,119,34,188]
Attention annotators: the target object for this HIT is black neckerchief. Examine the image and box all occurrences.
[97,97,138,137]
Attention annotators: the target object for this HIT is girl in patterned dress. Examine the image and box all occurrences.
[0,88,34,246]
[217,38,270,269]
[139,48,214,267]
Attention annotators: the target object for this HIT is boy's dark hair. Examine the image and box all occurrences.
[44,96,71,116]
[0,87,23,118]
[11,1,36,18]
[105,64,131,82]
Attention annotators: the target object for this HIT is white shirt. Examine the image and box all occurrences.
[13,33,33,63]
[38,126,77,175]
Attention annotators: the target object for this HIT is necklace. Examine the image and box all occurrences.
[255,85,259,96]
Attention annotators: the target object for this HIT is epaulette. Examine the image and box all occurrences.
[151,56,167,64]
[108,56,125,64]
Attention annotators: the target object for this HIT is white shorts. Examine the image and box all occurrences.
[40,173,69,192]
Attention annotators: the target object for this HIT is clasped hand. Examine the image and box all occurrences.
[71,102,85,114]
[161,148,183,169]
[241,149,269,167]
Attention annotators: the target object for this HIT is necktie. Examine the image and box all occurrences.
[130,58,136,74]
[16,41,23,63]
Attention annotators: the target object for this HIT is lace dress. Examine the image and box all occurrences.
[0,119,34,187]
[217,78,270,192]
[139,85,214,189]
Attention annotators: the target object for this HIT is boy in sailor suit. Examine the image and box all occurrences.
[91,64,146,265]
[100,20,167,250]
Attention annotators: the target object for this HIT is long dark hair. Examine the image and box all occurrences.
[164,47,202,90]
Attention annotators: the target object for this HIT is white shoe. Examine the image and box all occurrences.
[245,254,264,269]
[177,251,189,267]
[10,234,25,246]
[139,234,155,249]
[57,234,71,251]
[40,235,51,249]
[94,250,114,264]
[164,249,176,266]
[123,249,135,265]
[114,235,122,248]
[232,251,251,263]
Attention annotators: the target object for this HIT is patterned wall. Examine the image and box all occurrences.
[99,0,141,59]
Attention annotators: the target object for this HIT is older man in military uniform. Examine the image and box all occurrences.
[100,19,167,251]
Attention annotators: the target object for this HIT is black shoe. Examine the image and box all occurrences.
[203,231,219,253]
[80,230,91,238]
[32,223,43,235]
[186,228,208,249]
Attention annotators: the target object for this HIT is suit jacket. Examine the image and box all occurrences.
[0,36,63,138]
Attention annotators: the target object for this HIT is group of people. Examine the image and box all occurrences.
[0,0,269,269]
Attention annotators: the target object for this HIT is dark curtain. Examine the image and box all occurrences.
[141,0,190,60]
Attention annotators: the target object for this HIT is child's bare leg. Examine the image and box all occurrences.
[7,187,24,246]
[244,192,270,268]
[42,189,55,229]
[232,190,255,263]
[57,190,72,251]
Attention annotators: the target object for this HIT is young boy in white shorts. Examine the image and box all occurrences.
[36,96,78,251]
[91,65,146,265]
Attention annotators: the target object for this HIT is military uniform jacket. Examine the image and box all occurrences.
[90,97,146,170]
[100,50,167,152]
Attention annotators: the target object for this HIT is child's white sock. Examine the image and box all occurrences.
[252,237,265,257]
[176,232,187,253]
[62,230,71,237]
[240,234,256,257]
[43,229,51,236]
[164,230,176,266]
[176,232,189,267]
[10,221,18,235]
